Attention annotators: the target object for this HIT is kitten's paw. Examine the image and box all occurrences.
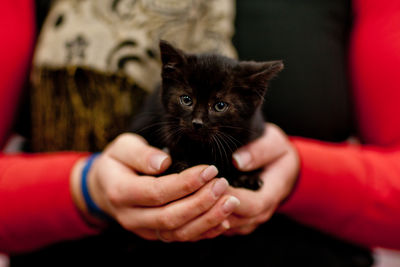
[168,161,190,174]
[231,172,263,190]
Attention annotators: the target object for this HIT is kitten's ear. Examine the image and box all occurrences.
[240,60,284,100]
[247,60,284,85]
[239,60,283,105]
[159,40,186,70]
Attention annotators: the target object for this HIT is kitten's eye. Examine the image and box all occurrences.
[180,95,193,106]
[214,101,229,112]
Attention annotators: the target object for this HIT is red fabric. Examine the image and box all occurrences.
[0,1,98,254]
[280,140,400,249]
[0,153,98,254]
[280,0,400,250]
[0,1,35,148]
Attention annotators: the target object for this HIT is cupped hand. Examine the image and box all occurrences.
[220,123,299,236]
[71,133,240,242]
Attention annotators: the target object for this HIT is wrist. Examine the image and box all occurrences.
[70,155,108,228]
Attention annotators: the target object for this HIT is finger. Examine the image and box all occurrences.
[224,224,258,236]
[117,178,229,230]
[106,133,171,174]
[224,214,260,236]
[224,186,270,218]
[226,211,272,230]
[108,164,219,207]
[258,150,299,206]
[227,148,298,217]
[232,123,289,171]
[226,214,255,228]
[192,220,231,241]
[159,195,240,242]
[131,228,158,241]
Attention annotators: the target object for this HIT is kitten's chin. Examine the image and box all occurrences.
[187,130,211,142]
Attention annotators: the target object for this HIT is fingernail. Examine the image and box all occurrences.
[221,220,230,230]
[201,165,218,182]
[212,178,228,199]
[150,154,169,171]
[233,150,252,170]
[222,196,240,214]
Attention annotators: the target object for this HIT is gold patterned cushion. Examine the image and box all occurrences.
[30,0,236,152]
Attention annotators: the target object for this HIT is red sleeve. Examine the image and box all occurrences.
[0,0,36,148]
[279,0,400,250]
[279,140,400,249]
[0,2,98,254]
[0,153,99,254]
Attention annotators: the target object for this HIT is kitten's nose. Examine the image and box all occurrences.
[192,118,203,130]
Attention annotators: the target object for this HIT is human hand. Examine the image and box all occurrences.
[70,133,240,242]
[221,123,299,236]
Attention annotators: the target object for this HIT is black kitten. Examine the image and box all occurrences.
[131,40,283,190]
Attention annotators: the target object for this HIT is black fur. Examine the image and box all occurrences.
[131,40,283,189]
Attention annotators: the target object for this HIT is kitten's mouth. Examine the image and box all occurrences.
[179,120,211,141]
[187,129,211,142]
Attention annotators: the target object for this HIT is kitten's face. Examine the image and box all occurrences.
[159,40,283,143]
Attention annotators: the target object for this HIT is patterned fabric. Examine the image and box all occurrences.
[30,0,236,152]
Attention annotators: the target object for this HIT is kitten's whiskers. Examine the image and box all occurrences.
[220,125,258,136]
[134,121,174,135]
[213,133,231,168]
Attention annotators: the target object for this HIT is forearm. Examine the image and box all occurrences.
[0,152,98,254]
[279,137,400,250]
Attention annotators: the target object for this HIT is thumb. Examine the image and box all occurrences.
[232,124,289,171]
[106,133,171,175]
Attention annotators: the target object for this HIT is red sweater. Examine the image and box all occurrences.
[0,1,96,253]
[1,0,400,254]
[281,0,400,250]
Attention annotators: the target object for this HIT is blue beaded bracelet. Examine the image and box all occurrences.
[81,153,109,220]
